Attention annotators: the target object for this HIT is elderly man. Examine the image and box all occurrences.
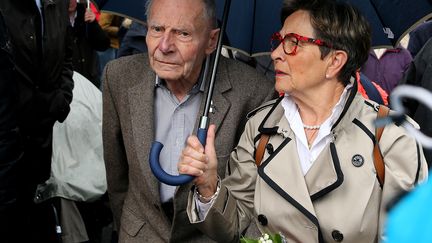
[102,0,275,241]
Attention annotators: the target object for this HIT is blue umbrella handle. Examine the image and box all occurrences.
[149,128,207,186]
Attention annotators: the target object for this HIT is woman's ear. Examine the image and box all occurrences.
[205,28,220,55]
[325,50,348,79]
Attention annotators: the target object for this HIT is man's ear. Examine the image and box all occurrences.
[325,50,348,79]
[205,28,220,55]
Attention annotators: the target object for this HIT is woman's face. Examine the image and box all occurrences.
[271,10,332,96]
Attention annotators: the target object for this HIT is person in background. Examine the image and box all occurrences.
[361,46,412,95]
[0,0,74,241]
[178,0,428,242]
[69,0,110,88]
[399,37,432,168]
[357,71,388,105]
[0,10,22,243]
[407,20,432,58]
[97,12,122,83]
[117,20,148,57]
[102,0,276,241]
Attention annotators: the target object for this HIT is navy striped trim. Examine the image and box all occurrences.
[310,143,344,201]
[258,138,324,242]
[352,118,375,144]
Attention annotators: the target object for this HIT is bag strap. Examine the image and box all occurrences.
[255,134,270,166]
[374,105,390,187]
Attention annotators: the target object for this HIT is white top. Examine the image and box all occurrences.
[281,84,352,175]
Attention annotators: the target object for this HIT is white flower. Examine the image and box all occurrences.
[264,234,270,240]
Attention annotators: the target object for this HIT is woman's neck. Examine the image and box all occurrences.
[294,82,345,126]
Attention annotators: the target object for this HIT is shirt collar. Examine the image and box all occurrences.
[282,83,353,132]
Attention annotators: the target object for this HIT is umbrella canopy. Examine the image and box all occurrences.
[92,0,432,51]
[216,0,283,56]
[341,0,432,48]
[93,0,147,24]
[219,0,432,54]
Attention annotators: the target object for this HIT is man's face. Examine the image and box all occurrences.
[146,0,219,84]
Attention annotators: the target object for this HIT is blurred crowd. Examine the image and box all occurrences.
[1,0,432,243]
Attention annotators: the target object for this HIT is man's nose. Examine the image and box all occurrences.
[158,33,175,54]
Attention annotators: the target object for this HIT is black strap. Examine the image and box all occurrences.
[359,73,385,105]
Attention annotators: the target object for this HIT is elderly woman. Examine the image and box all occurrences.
[178,0,428,242]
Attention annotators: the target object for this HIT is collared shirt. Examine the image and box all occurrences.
[155,68,208,203]
[281,84,352,175]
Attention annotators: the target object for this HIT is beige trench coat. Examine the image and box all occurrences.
[188,87,428,243]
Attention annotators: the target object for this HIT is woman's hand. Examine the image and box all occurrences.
[178,124,219,197]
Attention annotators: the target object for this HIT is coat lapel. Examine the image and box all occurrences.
[128,72,160,201]
[259,115,318,221]
[207,72,231,134]
[306,143,344,201]
[194,59,231,135]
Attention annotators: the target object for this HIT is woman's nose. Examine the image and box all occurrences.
[271,43,284,61]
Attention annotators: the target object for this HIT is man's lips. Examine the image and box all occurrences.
[275,70,288,76]
[155,59,178,65]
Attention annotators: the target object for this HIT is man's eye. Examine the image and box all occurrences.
[177,30,190,37]
[152,26,162,32]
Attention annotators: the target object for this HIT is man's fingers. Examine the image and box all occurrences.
[183,146,208,163]
[186,135,204,153]
[178,156,207,176]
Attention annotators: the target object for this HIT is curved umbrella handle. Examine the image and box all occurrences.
[390,85,432,148]
[149,128,207,186]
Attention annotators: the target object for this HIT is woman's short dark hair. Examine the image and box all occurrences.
[280,0,371,85]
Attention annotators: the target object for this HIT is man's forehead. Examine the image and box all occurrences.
[148,0,208,29]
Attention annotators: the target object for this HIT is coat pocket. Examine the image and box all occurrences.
[120,206,146,237]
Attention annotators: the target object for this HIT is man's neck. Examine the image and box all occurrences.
[165,79,196,102]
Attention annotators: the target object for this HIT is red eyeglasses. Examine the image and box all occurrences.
[271,32,332,55]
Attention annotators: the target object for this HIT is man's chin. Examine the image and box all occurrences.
[155,70,181,81]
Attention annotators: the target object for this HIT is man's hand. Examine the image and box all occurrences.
[178,124,219,197]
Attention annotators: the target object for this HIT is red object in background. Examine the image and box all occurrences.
[356,71,389,105]
[90,3,100,21]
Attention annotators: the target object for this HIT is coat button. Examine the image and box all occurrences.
[266,144,274,154]
[332,230,344,242]
[257,214,268,226]
[351,154,364,167]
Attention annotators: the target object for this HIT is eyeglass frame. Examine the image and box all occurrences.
[271,32,332,55]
